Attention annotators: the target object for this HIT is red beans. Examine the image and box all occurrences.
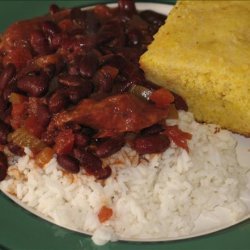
[41,21,61,36]
[17,73,49,97]
[58,74,84,87]
[0,152,8,181]
[73,148,111,179]
[57,73,94,99]
[71,9,100,33]
[118,0,136,15]
[173,93,188,111]
[127,29,142,47]
[93,65,119,93]
[0,97,8,118]
[66,85,92,104]
[0,120,12,145]
[57,154,80,173]
[7,143,25,156]
[96,165,112,180]
[79,52,99,78]
[140,10,166,34]
[133,134,170,155]
[94,136,125,158]
[0,64,16,91]
[74,132,89,148]
[141,124,165,136]
[49,91,69,113]
[0,1,172,180]
[140,10,166,27]
[49,4,60,15]
[30,30,51,55]
[74,149,102,170]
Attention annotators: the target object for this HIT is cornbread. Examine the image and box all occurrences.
[140,1,250,135]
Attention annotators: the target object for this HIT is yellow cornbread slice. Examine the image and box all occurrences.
[140,0,250,135]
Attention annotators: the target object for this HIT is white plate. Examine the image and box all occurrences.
[1,2,250,243]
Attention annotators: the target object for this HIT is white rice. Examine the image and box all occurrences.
[1,111,250,245]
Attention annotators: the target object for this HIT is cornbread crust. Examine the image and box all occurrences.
[140,1,250,135]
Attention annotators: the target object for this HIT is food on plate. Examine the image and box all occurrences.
[0,0,249,246]
[0,0,176,181]
[140,0,250,135]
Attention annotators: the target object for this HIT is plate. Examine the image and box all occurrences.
[0,1,250,250]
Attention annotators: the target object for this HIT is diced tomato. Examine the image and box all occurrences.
[150,88,174,108]
[164,125,192,152]
[24,115,44,138]
[54,129,75,155]
[98,206,113,223]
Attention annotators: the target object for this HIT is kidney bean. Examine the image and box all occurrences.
[0,97,8,117]
[58,73,85,87]
[37,104,51,127]
[173,93,188,111]
[2,82,21,102]
[0,152,8,181]
[73,148,104,177]
[0,64,16,91]
[133,134,170,155]
[118,0,136,15]
[127,29,142,47]
[17,73,49,97]
[65,85,92,104]
[71,9,100,34]
[49,4,60,15]
[96,165,112,180]
[68,63,79,76]
[50,33,62,50]
[70,8,86,26]
[93,5,113,19]
[94,136,125,158]
[7,143,25,156]
[74,132,89,148]
[141,124,165,136]
[79,52,99,78]
[97,30,116,46]
[140,10,166,27]
[48,90,69,113]
[93,65,119,93]
[30,30,51,55]
[41,21,61,36]
[0,120,12,145]
[57,154,80,173]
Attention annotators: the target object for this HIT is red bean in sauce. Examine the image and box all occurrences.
[0,152,8,181]
[0,120,12,145]
[0,0,172,181]
[17,73,49,97]
[0,64,16,92]
[94,136,125,158]
[133,134,170,155]
[57,154,80,173]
